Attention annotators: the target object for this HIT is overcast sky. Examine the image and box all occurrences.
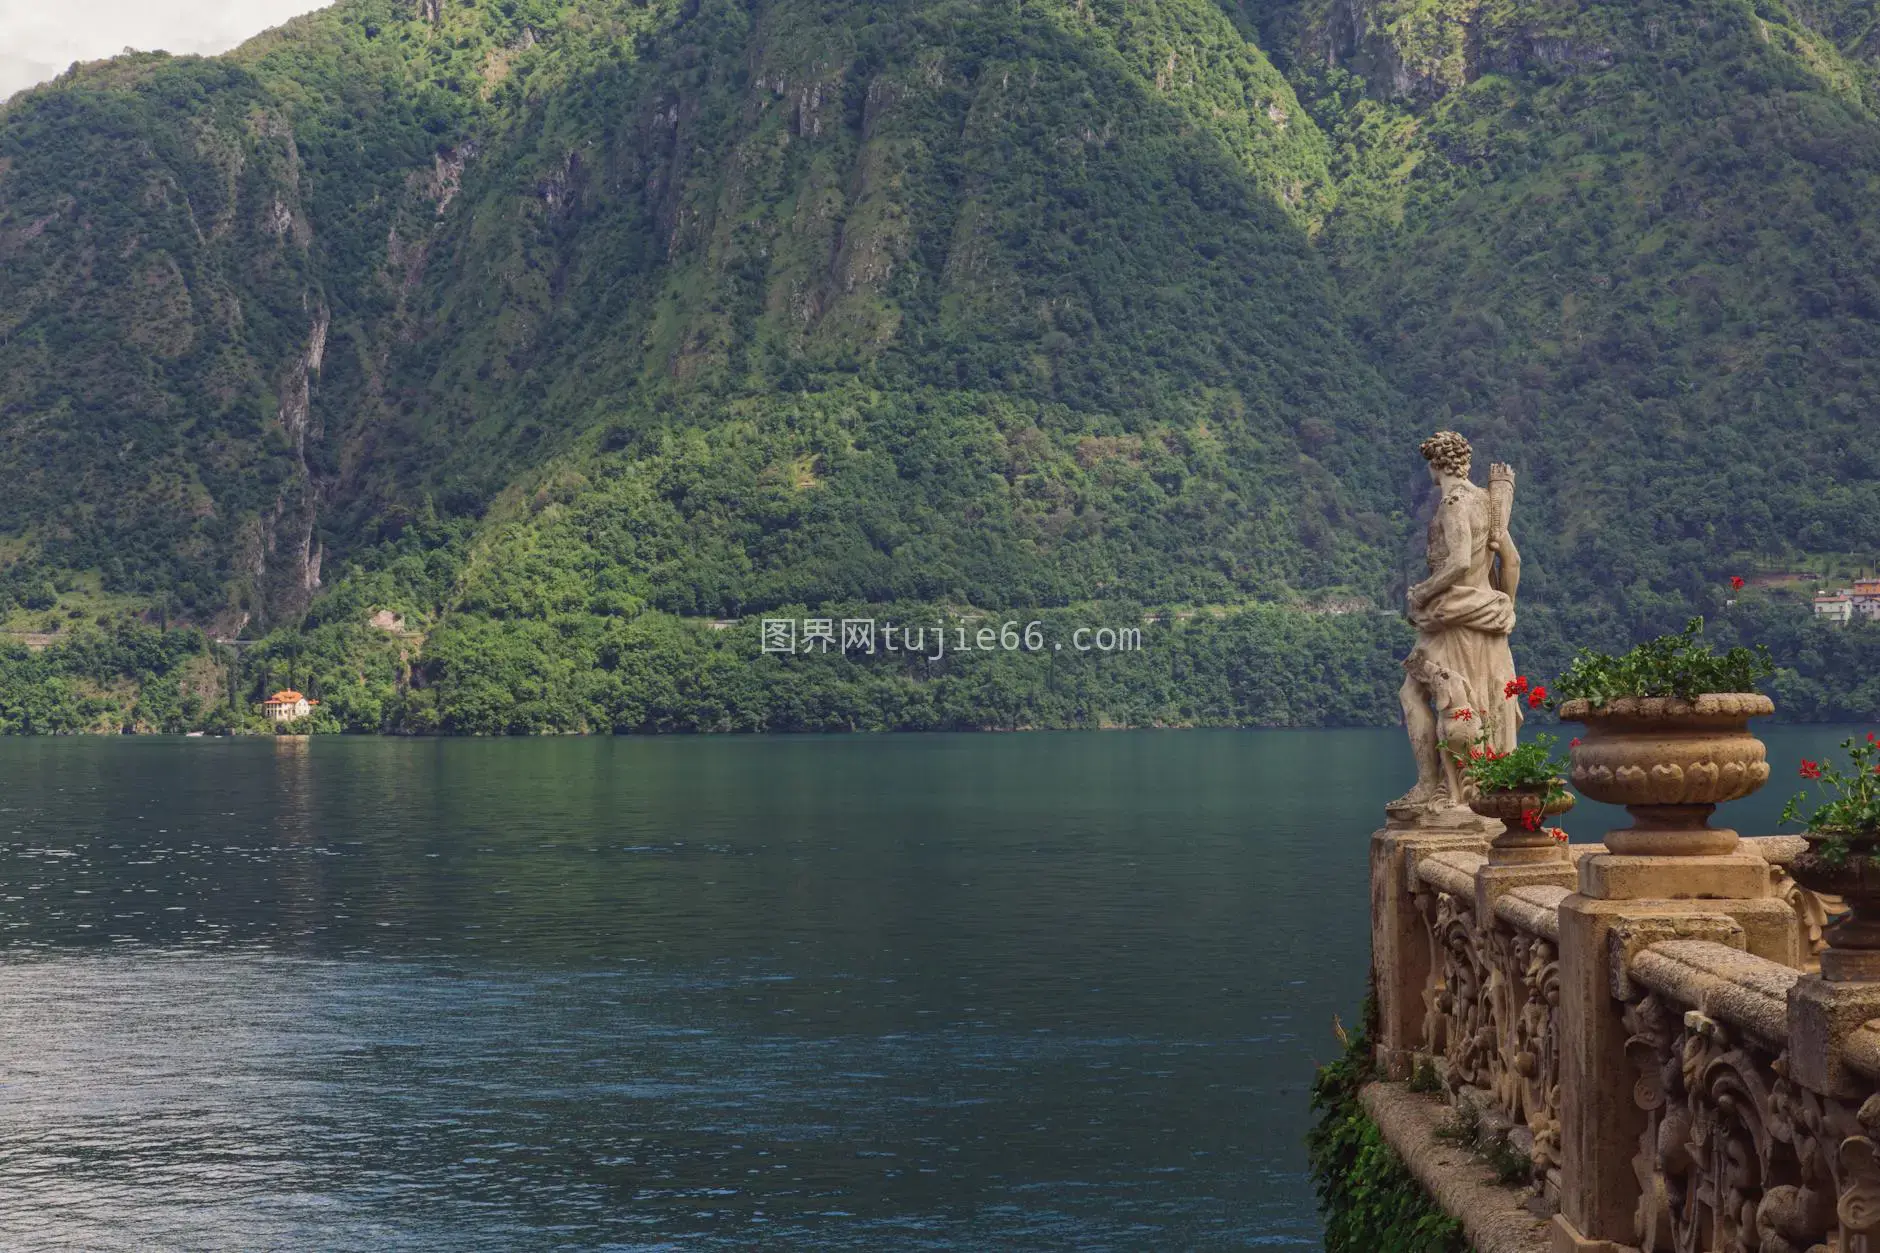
[0,1,332,101]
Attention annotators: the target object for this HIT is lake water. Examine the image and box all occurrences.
[0,726,1865,1250]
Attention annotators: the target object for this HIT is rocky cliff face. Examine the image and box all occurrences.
[0,60,327,624]
[0,8,522,628]
[1281,0,1616,98]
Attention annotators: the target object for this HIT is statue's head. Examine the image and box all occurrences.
[1419,431,1472,482]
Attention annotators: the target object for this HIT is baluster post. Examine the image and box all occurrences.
[1551,695,1799,1246]
[1371,827,1493,1078]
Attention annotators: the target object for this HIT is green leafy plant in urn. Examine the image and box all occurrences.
[1454,730,1575,864]
[1783,733,1880,981]
[1549,619,1775,856]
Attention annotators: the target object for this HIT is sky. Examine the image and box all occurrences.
[0,0,332,101]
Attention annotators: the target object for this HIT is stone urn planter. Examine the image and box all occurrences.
[1469,785,1574,864]
[1786,838,1880,981]
[1559,693,1774,856]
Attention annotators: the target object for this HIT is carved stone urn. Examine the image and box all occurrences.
[1559,693,1774,856]
[1787,837,1880,981]
[1469,786,1574,864]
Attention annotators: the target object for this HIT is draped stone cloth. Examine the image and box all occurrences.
[1405,601,1520,745]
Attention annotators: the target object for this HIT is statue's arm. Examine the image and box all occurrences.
[1409,498,1472,610]
[1495,531,1521,602]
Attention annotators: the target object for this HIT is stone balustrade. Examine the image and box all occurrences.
[1415,848,1568,1193]
[1371,825,1875,1253]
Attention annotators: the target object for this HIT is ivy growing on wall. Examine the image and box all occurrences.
[1306,993,1468,1253]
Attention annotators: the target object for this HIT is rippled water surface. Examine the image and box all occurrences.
[0,728,1857,1250]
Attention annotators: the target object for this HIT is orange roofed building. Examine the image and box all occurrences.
[1816,579,1880,625]
[260,690,319,723]
[1856,580,1880,621]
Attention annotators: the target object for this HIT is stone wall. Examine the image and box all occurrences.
[1368,827,1880,1252]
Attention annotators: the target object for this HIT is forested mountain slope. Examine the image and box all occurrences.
[1243,0,1880,627]
[1,0,1878,733]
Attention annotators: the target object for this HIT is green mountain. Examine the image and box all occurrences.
[1,0,1877,733]
[1251,0,1880,614]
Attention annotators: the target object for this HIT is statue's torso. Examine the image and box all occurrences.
[1418,482,1509,634]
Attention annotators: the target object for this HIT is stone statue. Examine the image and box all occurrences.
[1387,431,1523,830]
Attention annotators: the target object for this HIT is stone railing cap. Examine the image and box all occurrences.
[1629,938,1799,1048]
[1493,884,1567,941]
[1416,851,1483,900]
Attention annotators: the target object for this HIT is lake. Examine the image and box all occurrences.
[0,726,1864,1250]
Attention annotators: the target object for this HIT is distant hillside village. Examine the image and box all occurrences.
[1814,579,1880,625]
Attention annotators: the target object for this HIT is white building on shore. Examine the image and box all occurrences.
[260,689,318,723]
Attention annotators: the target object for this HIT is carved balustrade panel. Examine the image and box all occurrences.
[1620,986,1880,1253]
[1422,886,1496,1090]
[1414,870,1562,1187]
[1500,923,1562,1182]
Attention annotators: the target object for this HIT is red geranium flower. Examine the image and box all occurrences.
[1527,686,1548,709]
[1800,759,1823,780]
[1548,827,1568,844]
[1504,679,1520,699]
[1569,737,1582,747]
[1453,708,1473,721]
[1519,809,1542,832]
[1730,575,1745,590]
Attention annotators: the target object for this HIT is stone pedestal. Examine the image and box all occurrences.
[1554,863,1799,1244]
[1575,850,1771,901]
[1370,827,1493,1079]
[1475,856,1576,921]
